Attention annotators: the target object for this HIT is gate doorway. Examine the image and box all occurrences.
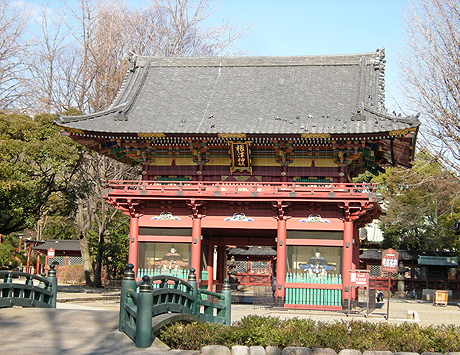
[226,245,277,305]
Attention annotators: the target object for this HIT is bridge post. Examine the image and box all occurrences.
[188,268,198,316]
[45,264,57,308]
[220,278,232,325]
[119,264,136,332]
[136,275,153,348]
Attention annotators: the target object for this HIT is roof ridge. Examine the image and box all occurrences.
[129,51,380,68]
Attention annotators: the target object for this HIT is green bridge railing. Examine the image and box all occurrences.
[119,264,232,348]
[0,264,57,308]
[285,272,342,307]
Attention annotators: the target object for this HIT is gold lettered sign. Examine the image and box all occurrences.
[229,141,252,174]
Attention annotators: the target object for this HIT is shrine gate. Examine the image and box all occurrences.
[56,50,419,309]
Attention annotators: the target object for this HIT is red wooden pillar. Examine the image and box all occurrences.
[26,243,32,273]
[128,215,139,275]
[36,251,41,274]
[207,243,214,291]
[343,220,354,300]
[275,218,287,303]
[191,217,202,281]
[352,224,360,270]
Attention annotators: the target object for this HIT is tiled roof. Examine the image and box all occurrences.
[360,249,419,261]
[418,256,458,266]
[360,249,454,262]
[228,246,277,256]
[56,50,420,136]
[33,240,81,252]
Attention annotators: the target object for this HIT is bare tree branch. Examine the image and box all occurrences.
[401,0,460,175]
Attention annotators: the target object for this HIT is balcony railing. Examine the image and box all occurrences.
[103,180,379,202]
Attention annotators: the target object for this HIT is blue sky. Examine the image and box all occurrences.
[26,0,411,112]
[213,0,410,112]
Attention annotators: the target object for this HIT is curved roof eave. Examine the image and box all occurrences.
[55,51,420,137]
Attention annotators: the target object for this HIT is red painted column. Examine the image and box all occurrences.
[207,243,214,291]
[36,251,41,274]
[352,224,360,270]
[191,217,202,282]
[275,218,287,304]
[128,215,139,275]
[343,221,354,300]
[26,244,31,273]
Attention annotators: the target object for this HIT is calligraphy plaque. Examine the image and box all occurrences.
[381,248,399,275]
[228,141,252,174]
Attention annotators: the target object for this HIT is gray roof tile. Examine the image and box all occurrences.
[57,51,420,135]
[33,240,81,252]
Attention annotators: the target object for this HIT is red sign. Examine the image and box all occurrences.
[350,271,369,287]
[381,248,399,273]
[47,247,55,258]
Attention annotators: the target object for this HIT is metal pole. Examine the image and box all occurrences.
[386,273,391,320]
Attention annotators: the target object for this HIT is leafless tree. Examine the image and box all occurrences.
[29,0,249,113]
[401,0,460,175]
[27,0,248,285]
[26,5,72,113]
[73,151,139,287]
[129,0,249,57]
[0,0,29,109]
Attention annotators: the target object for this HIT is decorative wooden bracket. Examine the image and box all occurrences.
[339,201,380,225]
[187,200,205,219]
[272,201,291,221]
[273,141,294,166]
[106,197,142,218]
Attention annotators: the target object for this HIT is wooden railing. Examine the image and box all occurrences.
[103,180,379,202]
[0,265,58,308]
[119,264,231,348]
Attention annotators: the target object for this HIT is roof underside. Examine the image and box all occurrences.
[56,50,420,136]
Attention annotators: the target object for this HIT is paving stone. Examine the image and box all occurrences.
[313,349,337,355]
[266,346,282,355]
[232,346,250,355]
[201,345,231,355]
[282,347,313,355]
[363,352,393,355]
[394,352,420,355]
[338,350,362,355]
[250,346,267,355]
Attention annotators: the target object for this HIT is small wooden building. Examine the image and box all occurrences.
[56,50,419,309]
[33,240,82,270]
[227,246,277,286]
[360,249,459,297]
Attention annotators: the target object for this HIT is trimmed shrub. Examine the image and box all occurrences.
[158,315,460,353]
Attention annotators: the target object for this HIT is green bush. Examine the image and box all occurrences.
[158,315,460,352]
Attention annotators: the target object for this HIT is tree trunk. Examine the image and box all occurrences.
[79,233,94,286]
[76,200,94,286]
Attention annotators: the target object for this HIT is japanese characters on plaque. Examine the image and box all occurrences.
[381,248,399,275]
[228,141,252,174]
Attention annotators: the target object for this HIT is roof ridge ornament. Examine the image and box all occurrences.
[374,48,386,111]
[128,51,138,72]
